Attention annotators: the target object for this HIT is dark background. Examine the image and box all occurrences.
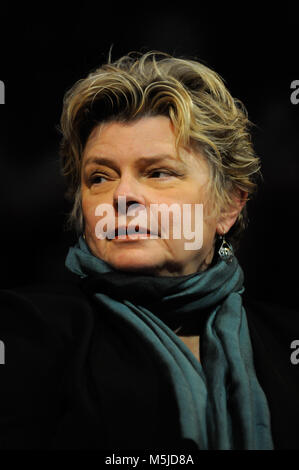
[0,5,298,308]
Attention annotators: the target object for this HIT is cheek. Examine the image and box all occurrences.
[82,197,98,232]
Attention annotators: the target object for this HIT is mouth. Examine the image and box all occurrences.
[110,225,159,240]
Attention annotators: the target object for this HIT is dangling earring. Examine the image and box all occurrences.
[218,233,234,263]
[83,233,86,240]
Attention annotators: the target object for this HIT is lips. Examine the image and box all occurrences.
[118,225,147,236]
[109,225,159,239]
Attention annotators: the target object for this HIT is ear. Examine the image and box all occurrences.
[216,190,248,235]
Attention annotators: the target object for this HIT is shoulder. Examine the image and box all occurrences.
[243,294,299,351]
[0,277,96,448]
[1,275,93,324]
[243,293,299,385]
[243,294,299,449]
[0,275,97,360]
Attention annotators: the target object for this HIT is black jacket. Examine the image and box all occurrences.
[0,274,298,450]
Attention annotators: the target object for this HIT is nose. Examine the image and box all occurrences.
[113,173,146,216]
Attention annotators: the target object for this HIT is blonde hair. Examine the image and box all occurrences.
[59,51,261,248]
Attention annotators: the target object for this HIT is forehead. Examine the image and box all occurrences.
[83,116,177,158]
[82,116,208,174]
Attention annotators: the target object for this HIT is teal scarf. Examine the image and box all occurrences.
[65,236,273,450]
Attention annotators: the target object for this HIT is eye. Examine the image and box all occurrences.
[89,173,109,185]
[148,169,174,179]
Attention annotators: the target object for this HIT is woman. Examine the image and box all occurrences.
[0,51,298,451]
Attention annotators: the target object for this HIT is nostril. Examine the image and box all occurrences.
[126,203,147,217]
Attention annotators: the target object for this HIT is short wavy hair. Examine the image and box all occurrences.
[59,51,261,249]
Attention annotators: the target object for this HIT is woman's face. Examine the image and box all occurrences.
[81,116,227,276]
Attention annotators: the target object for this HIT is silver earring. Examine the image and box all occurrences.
[218,234,234,263]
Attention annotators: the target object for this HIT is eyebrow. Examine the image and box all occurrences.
[83,154,184,170]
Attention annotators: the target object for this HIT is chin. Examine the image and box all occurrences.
[105,250,164,275]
